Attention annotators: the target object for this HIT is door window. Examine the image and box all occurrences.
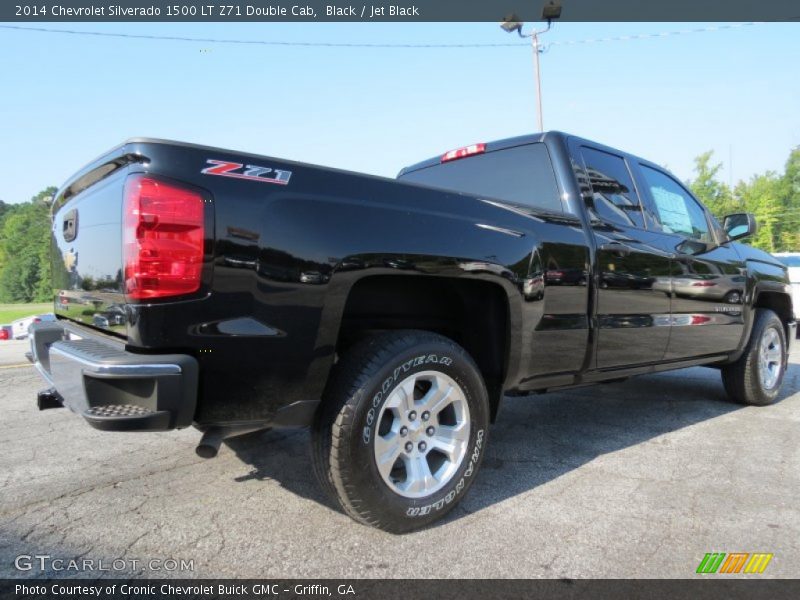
[640,165,712,243]
[580,147,645,228]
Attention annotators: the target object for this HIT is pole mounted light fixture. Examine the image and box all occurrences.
[500,1,563,131]
[541,0,563,21]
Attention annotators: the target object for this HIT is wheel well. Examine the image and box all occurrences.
[337,275,509,420]
[754,291,794,335]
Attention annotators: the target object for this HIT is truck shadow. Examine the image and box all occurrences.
[225,363,799,530]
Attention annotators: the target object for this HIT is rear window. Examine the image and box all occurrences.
[399,143,563,213]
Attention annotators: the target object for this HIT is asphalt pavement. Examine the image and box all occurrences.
[1,338,798,578]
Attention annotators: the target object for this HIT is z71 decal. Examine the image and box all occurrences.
[201,159,292,185]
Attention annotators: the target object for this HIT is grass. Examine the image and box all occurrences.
[0,302,53,324]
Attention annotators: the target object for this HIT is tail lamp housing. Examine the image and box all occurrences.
[123,174,206,300]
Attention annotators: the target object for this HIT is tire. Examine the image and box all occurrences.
[721,309,788,406]
[311,330,490,533]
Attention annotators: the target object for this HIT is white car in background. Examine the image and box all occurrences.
[10,313,56,340]
[774,252,800,324]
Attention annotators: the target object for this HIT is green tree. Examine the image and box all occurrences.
[688,151,737,217]
[733,173,784,252]
[689,148,800,253]
[0,187,56,303]
[0,200,10,222]
[779,147,800,250]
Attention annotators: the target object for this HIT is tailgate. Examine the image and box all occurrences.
[51,148,143,338]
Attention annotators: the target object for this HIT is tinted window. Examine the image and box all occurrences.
[399,143,563,213]
[580,147,645,228]
[640,165,712,243]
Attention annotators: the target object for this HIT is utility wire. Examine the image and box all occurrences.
[0,22,760,49]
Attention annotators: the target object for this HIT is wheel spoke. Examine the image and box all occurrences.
[403,455,436,494]
[374,433,402,479]
[429,439,459,462]
[383,377,416,413]
[430,424,468,460]
[421,379,454,416]
[434,422,469,443]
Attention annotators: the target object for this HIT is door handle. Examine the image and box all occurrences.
[600,241,631,257]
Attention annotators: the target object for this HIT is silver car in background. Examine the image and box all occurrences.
[671,274,746,304]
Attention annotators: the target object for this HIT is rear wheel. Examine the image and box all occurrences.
[311,330,489,533]
[721,309,787,406]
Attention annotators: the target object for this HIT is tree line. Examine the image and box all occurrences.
[689,147,800,252]
[0,147,798,303]
[0,187,56,303]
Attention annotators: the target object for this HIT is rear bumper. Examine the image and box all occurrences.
[29,320,198,431]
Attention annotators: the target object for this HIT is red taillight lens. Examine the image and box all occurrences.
[0,330,9,340]
[123,175,205,300]
[691,281,717,287]
[441,143,486,163]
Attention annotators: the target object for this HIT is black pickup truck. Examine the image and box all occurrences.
[30,132,796,532]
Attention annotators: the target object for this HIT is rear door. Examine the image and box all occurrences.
[574,144,672,369]
[631,162,746,359]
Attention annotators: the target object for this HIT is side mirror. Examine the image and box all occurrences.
[723,213,757,241]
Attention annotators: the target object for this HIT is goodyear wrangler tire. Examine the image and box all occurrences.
[311,330,489,533]
[721,309,788,406]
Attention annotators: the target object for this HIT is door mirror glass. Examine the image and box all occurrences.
[723,213,757,241]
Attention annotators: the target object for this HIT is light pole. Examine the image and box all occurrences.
[501,1,562,132]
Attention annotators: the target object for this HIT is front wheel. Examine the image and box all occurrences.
[312,330,489,533]
[721,309,788,406]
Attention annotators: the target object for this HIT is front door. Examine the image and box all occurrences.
[632,163,746,359]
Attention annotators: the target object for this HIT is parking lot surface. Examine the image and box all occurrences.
[1,339,798,579]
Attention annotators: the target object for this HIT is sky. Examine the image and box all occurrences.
[0,21,798,203]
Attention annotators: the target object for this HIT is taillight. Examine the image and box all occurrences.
[691,281,717,287]
[0,329,9,340]
[123,175,205,300]
[441,143,486,163]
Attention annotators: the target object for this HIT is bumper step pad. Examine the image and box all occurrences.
[83,404,171,431]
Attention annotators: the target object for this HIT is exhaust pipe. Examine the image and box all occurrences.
[196,425,269,458]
